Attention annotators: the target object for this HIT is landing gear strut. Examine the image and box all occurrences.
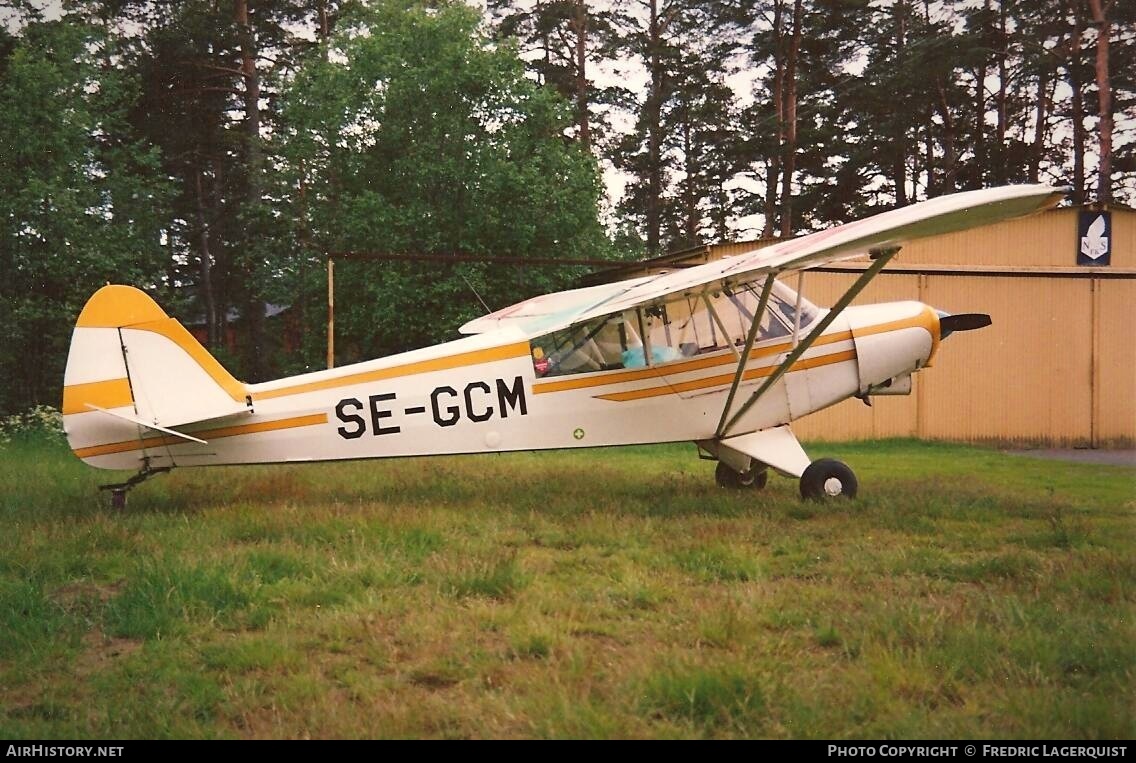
[703,429,858,500]
[99,462,171,508]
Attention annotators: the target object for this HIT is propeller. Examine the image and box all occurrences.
[937,312,992,340]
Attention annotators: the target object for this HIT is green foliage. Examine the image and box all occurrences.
[277,0,611,362]
[0,20,171,414]
[0,405,65,445]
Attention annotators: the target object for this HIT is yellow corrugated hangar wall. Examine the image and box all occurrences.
[596,203,1135,447]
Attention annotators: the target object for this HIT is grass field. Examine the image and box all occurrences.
[0,436,1132,739]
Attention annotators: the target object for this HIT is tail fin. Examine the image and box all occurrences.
[62,285,251,466]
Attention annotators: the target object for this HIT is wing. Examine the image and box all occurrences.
[576,184,1065,325]
[462,184,1062,346]
[1086,214,1106,241]
[458,276,655,335]
[516,184,1064,338]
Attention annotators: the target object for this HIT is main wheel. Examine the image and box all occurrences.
[715,461,769,490]
[799,458,857,500]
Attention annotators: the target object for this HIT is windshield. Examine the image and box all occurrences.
[768,278,820,331]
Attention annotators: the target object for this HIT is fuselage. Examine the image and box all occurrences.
[70,296,939,471]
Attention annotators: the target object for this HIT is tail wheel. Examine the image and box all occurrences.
[799,458,857,500]
[715,461,769,490]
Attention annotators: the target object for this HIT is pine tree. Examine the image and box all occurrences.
[486,0,627,148]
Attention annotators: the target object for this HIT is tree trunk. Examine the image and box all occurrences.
[1067,0,1086,204]
[994,0,1008,184]
[683,118,697,246]
[974,0,991,185]
[318,0,329,40]
[893,0,908,205]
[762,1,785,237]
[646,0,663,255]
[573,0,590,147]
[779,0,801,237]
[1086,0,1111,202]
[936,78,957,192]
[924,110,935,197]
[236,0,261,201]
[539,0,550,86]
[236,0,265,379]
[1029,60,1052,183]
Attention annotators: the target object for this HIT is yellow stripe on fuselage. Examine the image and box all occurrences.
[595,349,858,402]
[70,341,530,459]
[72,413,328,459]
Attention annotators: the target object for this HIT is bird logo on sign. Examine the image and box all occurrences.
[1080,215,1109,261]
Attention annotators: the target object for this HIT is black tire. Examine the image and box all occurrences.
[715,461,769,490]
[799,458,857,500]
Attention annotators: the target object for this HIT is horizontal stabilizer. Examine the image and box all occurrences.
[84,404,208,445]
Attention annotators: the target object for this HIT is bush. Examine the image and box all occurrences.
[0,405,65,446]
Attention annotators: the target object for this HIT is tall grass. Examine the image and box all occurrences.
[0,436,1132,738]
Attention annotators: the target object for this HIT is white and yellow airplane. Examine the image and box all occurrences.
[62,185,1065,506]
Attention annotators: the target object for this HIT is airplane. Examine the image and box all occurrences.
[61,184,1065,507]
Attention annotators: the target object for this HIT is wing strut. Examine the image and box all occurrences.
[717,247,899,439]
[713,274,777,437]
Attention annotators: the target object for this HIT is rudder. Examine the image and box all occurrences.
[62,285,250,468]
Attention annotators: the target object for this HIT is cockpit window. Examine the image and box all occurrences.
[531,312,641,377]
[529,277,821,377]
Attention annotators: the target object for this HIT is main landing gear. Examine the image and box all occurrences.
[715,460,769,490]
[798,458,857,500]
[714,457,857,500]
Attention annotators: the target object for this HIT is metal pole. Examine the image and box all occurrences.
[327,257,335,369]
[703,293,741,361]
[636,308,652,367]
[791,271,805,348]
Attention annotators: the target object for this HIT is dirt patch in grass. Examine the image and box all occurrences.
[50,579,126,607]
[75,629,143,675]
